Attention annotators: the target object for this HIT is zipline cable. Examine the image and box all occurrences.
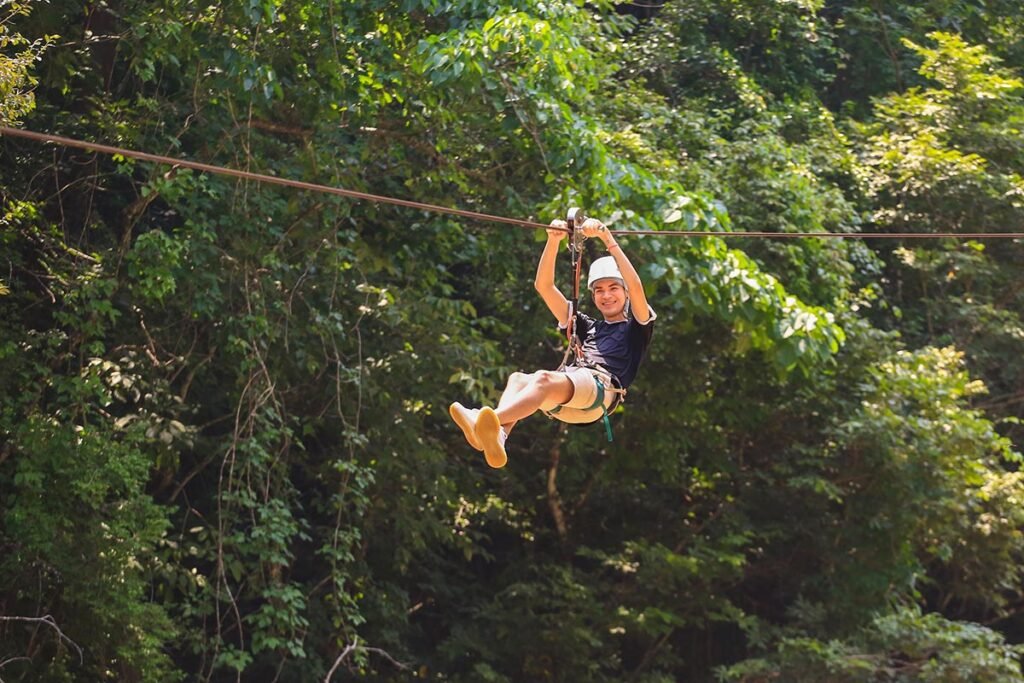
[3,125,1024,241]
[0,126,553,233]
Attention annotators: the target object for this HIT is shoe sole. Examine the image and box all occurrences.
[449,402,482,451]
[474,407,507,469]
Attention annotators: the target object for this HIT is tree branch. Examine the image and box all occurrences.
[324,636,411,682]
[628,629,673,682]
[547,423,570,544]
[0,615,84,664]
[0,655,32,670]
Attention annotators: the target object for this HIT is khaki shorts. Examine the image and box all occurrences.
[542,366,621,425]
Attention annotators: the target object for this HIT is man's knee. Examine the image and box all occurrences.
[532,370,561,387]
[534,370,573,399]
[526,370,571,408]
[506,371,528,388]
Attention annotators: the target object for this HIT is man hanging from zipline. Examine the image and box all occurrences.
[450,212,656,468]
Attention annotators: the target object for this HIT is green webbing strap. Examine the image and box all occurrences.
[583,376,606,411]
[587,376,614,443]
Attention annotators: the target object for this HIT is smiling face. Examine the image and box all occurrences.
[590,278,628,321]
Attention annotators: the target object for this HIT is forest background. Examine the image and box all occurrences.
[2,0,1024,680]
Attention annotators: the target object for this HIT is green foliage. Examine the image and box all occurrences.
[2,418,177,681]
[823,347,1024,615]
[646,238,845,375]
[0,1,52,124]
[0,226,180,679]
[622,0,837,108]
[0,1,50,296]
[855,31,1024,446]
[858,32,1024,232]
[721,605,1024,682]
[2,1,1024,681]
[827,1,1024,113]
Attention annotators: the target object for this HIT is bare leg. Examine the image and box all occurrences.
[496,371,530,433]
[494,370,573,425]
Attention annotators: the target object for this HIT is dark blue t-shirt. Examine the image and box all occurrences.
[567,307,656,388]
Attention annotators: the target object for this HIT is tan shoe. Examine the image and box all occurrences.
[474,407,507,469]
[449,402,482,451]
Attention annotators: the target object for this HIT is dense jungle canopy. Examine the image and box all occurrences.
[3,0,1024,680]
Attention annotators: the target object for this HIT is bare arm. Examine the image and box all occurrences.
[581,218,653,324]
[534,220,571,327]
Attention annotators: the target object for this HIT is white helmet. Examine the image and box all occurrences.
[587,256,624,290]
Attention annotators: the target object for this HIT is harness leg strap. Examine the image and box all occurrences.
[601,408,613,442]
